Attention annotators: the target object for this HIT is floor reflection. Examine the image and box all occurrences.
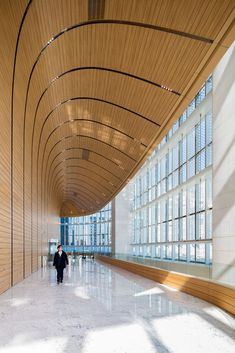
[0,260,234,353]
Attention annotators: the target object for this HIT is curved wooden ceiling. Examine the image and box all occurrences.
[3,0,235,217]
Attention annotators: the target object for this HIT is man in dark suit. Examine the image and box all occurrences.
[53,245,69,284]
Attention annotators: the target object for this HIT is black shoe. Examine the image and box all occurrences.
[57,281,60,284]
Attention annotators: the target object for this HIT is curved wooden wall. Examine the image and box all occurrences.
[97,256,235,316]
[0,1,234,294]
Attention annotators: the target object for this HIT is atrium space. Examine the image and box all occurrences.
[0,1,235,352]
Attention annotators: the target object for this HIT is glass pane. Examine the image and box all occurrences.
[206,210,212,239]
[161,200,167,222]
[190,244,196,262]
[206,143,212,166]
[173,144,179,170]
[168,149,173,174]
[180,217,187,241]
[187,128,195,159]
[196,122,201,153]
[161,223,167,242]
[196,86,205,106]
[166,245,172,259]
[200,180,206,211]
[157,203,161,223]
[196,243,205,263]
[195,183,200,212]
[162,245,167,259]
[168,173,173,191]
[161,178,167,195]
[157,183,161,197]
[180,163,187,184]
[188,157,195,179]
[155,245,161,258]
[208,243,212,264]
[201,118,206,150]
[182,111,187,124]
[161,156,166,179]
[172,120,179,133]
[179,244,187,261]
[199,212,205,240]
[168,221,173,242]
[187,99,196,116]
[196,149,206,173]
[188,185,195,214]
[196,213,200,240]
[173,170,179,188]
[188,215,195,240]
[180,137,187,165]
[146,245,151,257]
[168,128,173,140]
[174,245,179,260]
[173,219,179,241]
[168,196,173,220]
[181,190,187,216]
[206,112,212,144]
[206,176,212,209]
[157,224,161,242]
[174,194,180,218]
[151,226,156,243]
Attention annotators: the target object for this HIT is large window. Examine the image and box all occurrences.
[60,203,112,255]
[131,76,213,266]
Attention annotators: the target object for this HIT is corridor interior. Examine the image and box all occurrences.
[0,260,234,353]
[0,2,235,352]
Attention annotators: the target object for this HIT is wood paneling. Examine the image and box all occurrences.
[0,0,234,294]
[97,256,235,316]
[0,0,27,294]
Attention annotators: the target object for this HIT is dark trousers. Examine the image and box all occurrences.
[56,267,64,282]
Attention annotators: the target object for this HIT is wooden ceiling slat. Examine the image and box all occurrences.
[2,0,234,216]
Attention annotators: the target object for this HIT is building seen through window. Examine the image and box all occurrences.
[60,202,112,255]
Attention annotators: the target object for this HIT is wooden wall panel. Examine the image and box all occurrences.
[0,0,26,294]
[24,186,32,277]
[0,1,61,293]
[12,118,24,284]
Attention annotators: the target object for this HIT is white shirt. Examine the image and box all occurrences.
[58,251,62,256]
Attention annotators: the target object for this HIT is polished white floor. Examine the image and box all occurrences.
[0,260,234,353]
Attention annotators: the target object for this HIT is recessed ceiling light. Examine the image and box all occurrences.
[161,85,173,92]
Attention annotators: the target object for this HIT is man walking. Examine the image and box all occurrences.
[53,245,69,284]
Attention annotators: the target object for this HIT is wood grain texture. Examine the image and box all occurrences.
[13,0,234,217]
[0,0,234,294]
[97,256,235,316]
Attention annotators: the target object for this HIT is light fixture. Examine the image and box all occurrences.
[161,85,173,92]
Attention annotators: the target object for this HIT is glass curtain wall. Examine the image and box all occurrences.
[131,76,213,265]
[60,202,112,255]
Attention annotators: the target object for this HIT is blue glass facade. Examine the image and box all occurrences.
[60,202,112,254]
